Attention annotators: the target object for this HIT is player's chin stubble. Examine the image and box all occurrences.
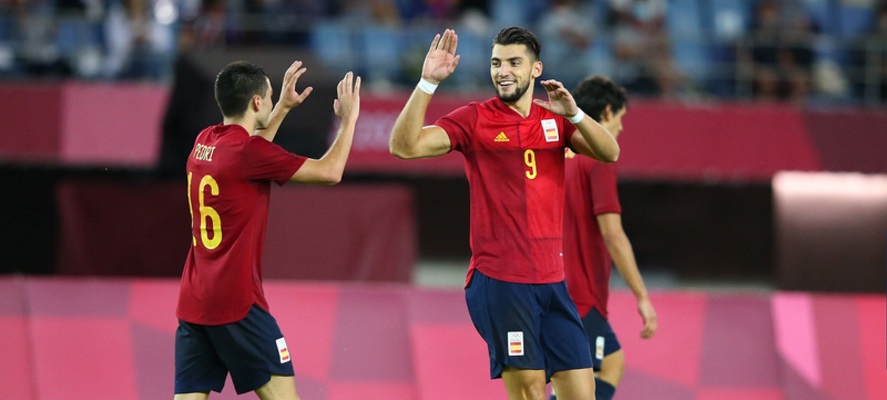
[497,81,530,103]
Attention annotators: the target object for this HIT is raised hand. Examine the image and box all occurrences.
[422,29,461,85]
[278,60,314,111]
[333,71,361,122]
[532,79,580,117]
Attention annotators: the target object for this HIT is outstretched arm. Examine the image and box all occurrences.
[255,60,314,142]
[389,29,460,159]
[290,71,360,185]
[597,213,658,339]
[534,80,620,162]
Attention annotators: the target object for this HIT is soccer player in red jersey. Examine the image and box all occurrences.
[389,27,620,400]
[556,76,658,400]
[174,61,360,400]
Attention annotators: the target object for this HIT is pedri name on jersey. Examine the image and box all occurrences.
[193,143,216,162]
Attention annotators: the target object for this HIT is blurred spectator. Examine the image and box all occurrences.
[607,0,684,98]
[0,0,25,75]
[247,0,326,46]
[331,0,404,90]
[103,0,178,81]
[537,0,599,88]
[17,0,73,77]
[189,0,226,48]
[855,1,887,104]
[737,0,819,104]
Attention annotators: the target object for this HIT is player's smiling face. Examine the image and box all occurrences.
[491,44,541,103]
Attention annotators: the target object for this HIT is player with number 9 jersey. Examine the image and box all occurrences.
[436,99,576,285]
[389,27,620,397]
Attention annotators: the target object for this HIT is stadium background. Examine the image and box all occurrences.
[0,0,885,398]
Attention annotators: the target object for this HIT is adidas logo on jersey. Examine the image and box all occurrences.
[494,132,510,142]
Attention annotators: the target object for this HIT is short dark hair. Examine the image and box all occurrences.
[493,26,542,61]
[214,61,270,118]
[572,75,628,122]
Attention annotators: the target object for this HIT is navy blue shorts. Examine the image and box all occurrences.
[175,305,294,395]
[465,271,593,381]
[581,307,622,370]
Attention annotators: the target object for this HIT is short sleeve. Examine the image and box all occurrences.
[434,104,477,153]
[241,136,307,185]
[590,161,622,215]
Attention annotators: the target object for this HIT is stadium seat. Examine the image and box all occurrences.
[667,0,709,80]
[310,21,355,76]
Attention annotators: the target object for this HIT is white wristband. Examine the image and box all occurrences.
[567,109,585,124]
[417,78,438,94]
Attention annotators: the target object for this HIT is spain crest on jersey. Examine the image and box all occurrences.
[541,119,559,143]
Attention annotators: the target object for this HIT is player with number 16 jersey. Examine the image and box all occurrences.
[174,61,360,399]
[176,124,304,325]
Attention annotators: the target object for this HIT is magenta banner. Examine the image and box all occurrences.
[0,277,884,400]
[1,83,885,180]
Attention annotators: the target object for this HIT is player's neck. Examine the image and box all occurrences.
[222,116,256,135]
[504,91,534,118]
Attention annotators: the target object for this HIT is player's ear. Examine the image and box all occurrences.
[532,60,543,79]
[602,104,613,123]
[252,95,261,111]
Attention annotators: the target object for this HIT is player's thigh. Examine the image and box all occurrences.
[175,321,228,395]
[549,367,596,400]
[539,281,593,377]
[209,306,295,395]
[465,271,547,377]
[254,374,299,400]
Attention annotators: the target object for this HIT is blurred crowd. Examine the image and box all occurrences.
[1,0,886,105]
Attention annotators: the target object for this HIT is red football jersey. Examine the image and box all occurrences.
[436,97,576,285]
[176,124,305,325]
[562,153,622,318]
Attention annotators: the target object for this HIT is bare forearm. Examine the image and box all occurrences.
[389,87,433,159]
[292,116,356,184]
[575,117,619,162]
[606,234,649,301]
[316,116,357,183]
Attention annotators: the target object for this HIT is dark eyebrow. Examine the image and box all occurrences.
[491,57,525,63]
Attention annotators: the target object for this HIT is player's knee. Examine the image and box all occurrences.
[521,383,547,400]
[597,350,624,385]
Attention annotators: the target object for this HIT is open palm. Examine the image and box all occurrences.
[278,60,313,110]
[533,79,579,117]
[422,29,461,84]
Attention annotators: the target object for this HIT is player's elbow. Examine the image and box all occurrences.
[316,169,344,185]
[389,144,419,159]
[601,148,620,163]
[291,160,344,185]
[389,145,408,159]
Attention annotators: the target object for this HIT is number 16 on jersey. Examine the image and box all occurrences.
[187,172,223,250]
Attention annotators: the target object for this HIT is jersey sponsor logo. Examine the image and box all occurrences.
[494,131,510,143]
[508,331,524,356]
[595,336,605,360]
[276,337,291,364]
[541,119,559,143]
